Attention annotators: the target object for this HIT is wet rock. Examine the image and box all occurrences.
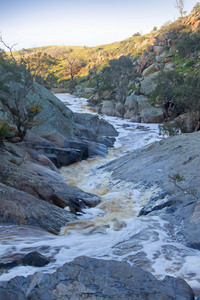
[0,261,18,270]
[105,131,200,250]
[21,251,50,267]
[0,256,194,300]
[0,252,49,272]
[0,150,101,231]
[0,182,74,234]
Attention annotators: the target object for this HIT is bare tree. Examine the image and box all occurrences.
[64,52,76,82]
[175,0,185,17]
[0,35,42,141]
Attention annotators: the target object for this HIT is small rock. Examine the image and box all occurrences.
[22,251,50,267]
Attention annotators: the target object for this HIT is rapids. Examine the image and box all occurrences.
[0,93,200,293]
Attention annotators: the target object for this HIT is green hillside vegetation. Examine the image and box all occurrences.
[2,3,200,133]
[11,4,199,87]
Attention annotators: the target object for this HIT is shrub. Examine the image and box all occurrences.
[0,121,13,138]
[175,33,200,58]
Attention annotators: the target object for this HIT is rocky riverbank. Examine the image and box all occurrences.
[1,85,200,298]
[0,83,118,233]
[0,256,195,300]
[104,131,200,251]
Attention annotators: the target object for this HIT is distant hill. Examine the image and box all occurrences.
[5,3,200,132]
[11,4,199,90]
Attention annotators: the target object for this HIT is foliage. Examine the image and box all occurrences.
[8,158,20,166]
[99,56,135,103]
[0,121,14,139]
[175,0,185,17]
[192,2,200,12]
[132,32,141,36]
[152,70,200,130]
[173,76,200,112]
[169,172,198,199]
[175,33,200,58]
[0,36,43,141]
[169,172,185,182]
[151,70,184,104]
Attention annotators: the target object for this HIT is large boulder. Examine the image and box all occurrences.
[74,113,118,137]
[104,131,200,249]
[101,100,116,116]
[115,102,125,117]
[140,72,160,95]
[0,147,101,231]
[0,256,194,299]
[0,183,74,234]
[140,107,165,123]
[124,94,138,113]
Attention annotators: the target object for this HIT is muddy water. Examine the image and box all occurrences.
[0,93,200,293]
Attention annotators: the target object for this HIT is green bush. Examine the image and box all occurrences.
[175,33,200,58]
[0,121,14,139]
[152,70,200,130]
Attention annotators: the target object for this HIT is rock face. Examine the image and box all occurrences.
[0,78,119,233]
[0,256,194,300]
[0,147,101,233]
[105,131,200,250]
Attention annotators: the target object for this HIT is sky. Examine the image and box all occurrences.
[0,0,198,50]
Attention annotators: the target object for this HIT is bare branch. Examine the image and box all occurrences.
[0,33,18,64]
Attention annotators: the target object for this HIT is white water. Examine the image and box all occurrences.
[1,93,200,293]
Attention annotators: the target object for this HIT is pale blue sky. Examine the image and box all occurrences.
[0,0,198,50]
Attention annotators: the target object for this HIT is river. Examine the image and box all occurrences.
[0,93,200,293]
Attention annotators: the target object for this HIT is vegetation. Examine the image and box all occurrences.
[1,3,199,134]
[174,0,185,17]
[152,70,200,130]
[0,36,42,142]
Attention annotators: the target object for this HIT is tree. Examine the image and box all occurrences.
[102,56,134,104]
[175,0,185,17]
[152,70,200,130]
[0,35,42,141]
[65,56,76,82]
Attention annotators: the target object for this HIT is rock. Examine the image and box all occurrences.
[101,101,116,116]
[0,261,18,270]
[130,115,141,123]
[74,113,118,137]
[0,182,74,234]
[140,71,160,95]
[104,131,200,249]
[88,93,100,104]
[115,102,125,117]
[0,252,49,272]
[37,154,58,171]
[154,46,164,55]
[140,107,165,123]
[140,51,154,72]
[124,110,137,119]
[142,63,156,76]
[164,62,178,71]
[124,94,138,112]
[0,149,101,230]
[192,20,200,32]
[21,252,50,267]
[137,95,151,110]
[102,90,113,100]
[0,256,194,300]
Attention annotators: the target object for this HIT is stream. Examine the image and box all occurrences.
[0,93,200,293]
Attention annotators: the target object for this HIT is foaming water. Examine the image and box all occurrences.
[1,93,200,292]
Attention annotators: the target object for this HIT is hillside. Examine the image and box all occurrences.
[4,3,200,132]
[12,4,200,86]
